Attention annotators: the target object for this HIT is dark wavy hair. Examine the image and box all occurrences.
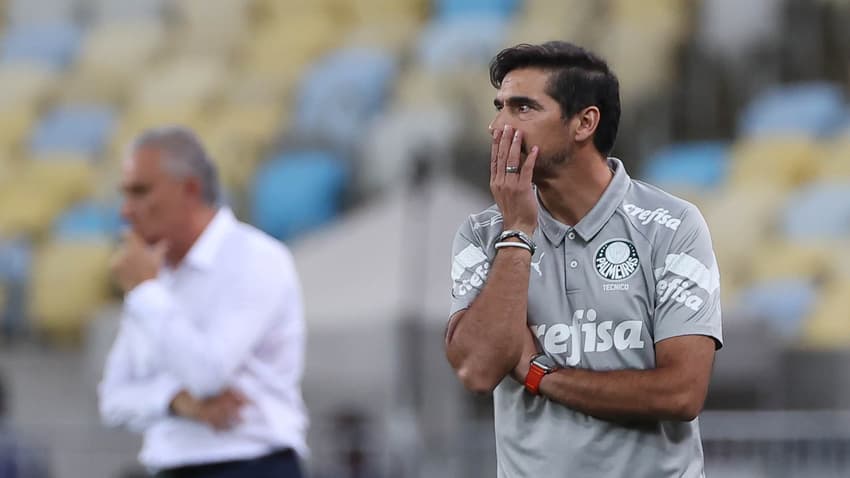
[489,41,621,155]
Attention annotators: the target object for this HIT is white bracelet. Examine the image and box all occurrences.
[495,241,533,254]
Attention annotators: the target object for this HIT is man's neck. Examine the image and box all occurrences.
[536,152,613,227]
[166,207,218,267]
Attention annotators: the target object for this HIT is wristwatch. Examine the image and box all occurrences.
[524,353,558,395]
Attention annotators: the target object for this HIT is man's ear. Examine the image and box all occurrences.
[574,106,600,144]
[184,176,203,200]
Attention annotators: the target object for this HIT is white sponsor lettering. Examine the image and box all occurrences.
[452,245,490,297]
[658,253,720,294]
[656,278,704,312]
[531,309,646,365]
[603,283,630,291]
[623,203,681,231]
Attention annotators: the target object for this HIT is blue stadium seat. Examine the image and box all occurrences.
[781,181,850,240]
[250,151,349,241]
[1,22,82,69]
[737,278,817,339]
[416,16,508,72]
[30,104,116,156]
[738,82,847,138]
[642,141,729,190]
[433,0,519,20]
[0,239,32,336]
[294,47,397,150]
[52,201,123,240]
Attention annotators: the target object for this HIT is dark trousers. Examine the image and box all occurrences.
[155,449,302,478]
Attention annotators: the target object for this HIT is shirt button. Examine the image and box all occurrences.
[568,232,576,240]
[569,260,578,268]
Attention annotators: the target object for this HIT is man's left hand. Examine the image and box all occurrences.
[111,231,167,293]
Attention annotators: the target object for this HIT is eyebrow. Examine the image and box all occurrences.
[494,96,544,110]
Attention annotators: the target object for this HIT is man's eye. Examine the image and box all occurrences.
[518,105,531,113]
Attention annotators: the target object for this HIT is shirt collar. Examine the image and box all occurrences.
[183,207,236,271]
[537,157,631,245]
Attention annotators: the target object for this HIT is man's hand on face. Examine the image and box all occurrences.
[110,230,167,293]
[490,124,540,236]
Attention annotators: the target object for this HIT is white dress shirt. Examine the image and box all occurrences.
[98,208,308,471]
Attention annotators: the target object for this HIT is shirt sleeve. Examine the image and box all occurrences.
[124,248,302,398]
[449,218,493,318]
[98,322,183,432]
[652,206,723,348]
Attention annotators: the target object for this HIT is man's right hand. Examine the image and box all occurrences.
[490,124,540,236]
[170,388,248,431]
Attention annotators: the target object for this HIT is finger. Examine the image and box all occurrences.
[505,129,522,181]
[520,145,539,185]
[489,127,502,184]
[230,389,249,405]
[152,240,169,261]
[495,124,513,184]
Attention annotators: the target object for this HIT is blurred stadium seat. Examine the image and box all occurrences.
[27,239,113,341]
[643,141,729,191]
[728,137,823,188]
[416,16,508,72]
[738,82,848,138]
[432,0,520,20]
[52,200,122,241]
[736,278,818,339]
[6,0,80,26]
[85,0,164,23]
[780,181,850,240]
[250,151,349,241]
[30,104,116,156]
[1,21,82,69]
[294,47,397,150]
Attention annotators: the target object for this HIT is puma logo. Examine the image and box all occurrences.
[531,252,545,277]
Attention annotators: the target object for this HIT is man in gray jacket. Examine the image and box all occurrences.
[446,41,722,477]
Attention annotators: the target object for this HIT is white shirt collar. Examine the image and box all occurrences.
[183,207,237,271]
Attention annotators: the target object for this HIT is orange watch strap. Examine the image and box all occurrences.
[524,363,547,395]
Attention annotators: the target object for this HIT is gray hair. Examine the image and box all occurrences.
[130,126,221,205]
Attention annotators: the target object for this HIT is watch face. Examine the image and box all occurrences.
[532,354,557,372]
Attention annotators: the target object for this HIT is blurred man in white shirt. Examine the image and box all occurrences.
[99,126,308,478]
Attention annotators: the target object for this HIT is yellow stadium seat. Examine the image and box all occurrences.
[343,20,423,55]
[223,71,294,111]
[336,0,428,27]
[75,20,165,99]
[244,13,339,82]
[817,136,850,180]
[700,185,785,298]
[0,64,56,112]
[0,158,95,236]
[748,240,834,283]
[729,137,824,188]
[392,67,444,109]
[108,105,210,162]
[173,0,252,56]
[203,103,284,192]
[27,239,114,342]
[132,56,228,112]
[801,279,850,348]
[0,107,36,155]
[513,0,598,47]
